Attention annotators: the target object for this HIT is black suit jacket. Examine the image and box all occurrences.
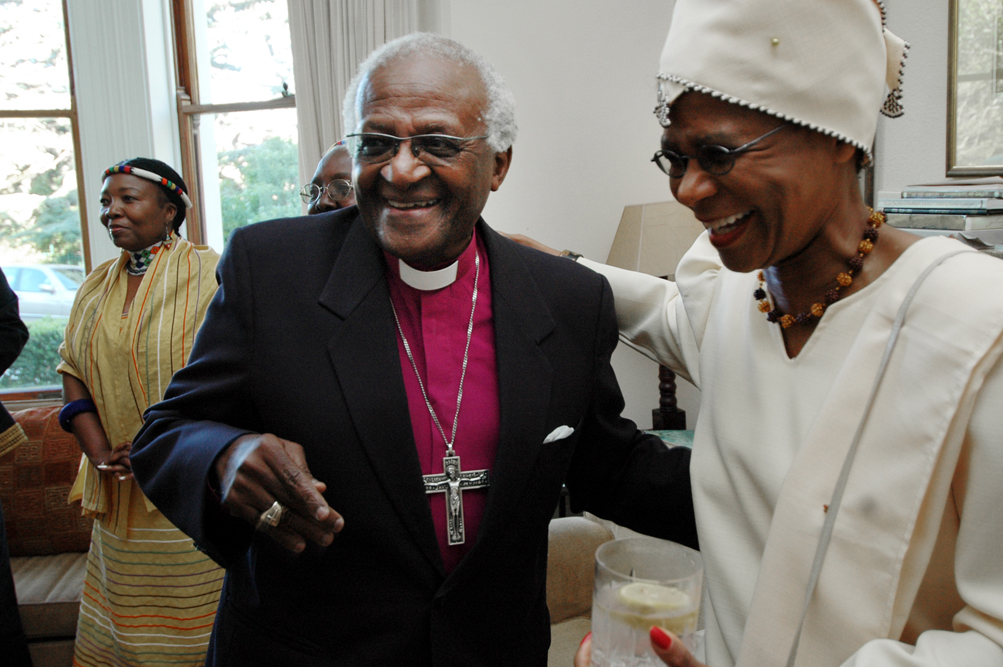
[0,268,28,434]
[131,208,696,667]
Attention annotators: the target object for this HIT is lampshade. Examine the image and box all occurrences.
[605,200,705,279]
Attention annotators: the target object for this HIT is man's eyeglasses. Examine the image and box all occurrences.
[652,123,788,179]
[299,179,353,205]
[345,132,489,165]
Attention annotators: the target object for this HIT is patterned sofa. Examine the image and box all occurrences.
[1,404,91,667]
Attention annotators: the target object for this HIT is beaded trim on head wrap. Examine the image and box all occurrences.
[127,232,175,276]
[655,75,877,157]
[103,164,193,209]
[653,0,909,165]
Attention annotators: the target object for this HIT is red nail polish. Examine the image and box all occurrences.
[579,631,592,648]
[650,626,672,650]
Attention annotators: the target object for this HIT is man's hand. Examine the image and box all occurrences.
[214,433,344,553]
[575,628,707,667]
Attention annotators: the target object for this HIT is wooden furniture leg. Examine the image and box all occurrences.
[652,364,686,430]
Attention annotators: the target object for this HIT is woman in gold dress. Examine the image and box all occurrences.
[58,158,222,666]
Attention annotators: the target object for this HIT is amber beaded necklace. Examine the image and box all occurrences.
[755,208,884,328]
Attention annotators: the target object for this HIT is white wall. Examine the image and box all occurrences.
[447,1,676,260]
[447,0,698,427]
[876,0,949,194]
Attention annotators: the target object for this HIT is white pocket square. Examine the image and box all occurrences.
[543,425,575,444]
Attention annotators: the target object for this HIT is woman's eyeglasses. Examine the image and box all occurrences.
[345,132,488,165]
[299,179,353,205]
[652,123,788,179]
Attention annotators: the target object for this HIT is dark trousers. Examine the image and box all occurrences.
[0,497,33,666]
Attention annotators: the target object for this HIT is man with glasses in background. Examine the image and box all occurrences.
[301,140,356,214]
[131,33,695,667]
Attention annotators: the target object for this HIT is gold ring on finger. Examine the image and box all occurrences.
[256,500,285,531]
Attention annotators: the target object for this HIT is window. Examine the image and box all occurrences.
[0,0,86,392]
[17,269,49,293]
[173,0,301,250]
[53,267,84,290]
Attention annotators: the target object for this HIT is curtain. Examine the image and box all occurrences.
[289,0,419,188]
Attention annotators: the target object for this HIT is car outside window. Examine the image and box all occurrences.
[53,268,83,289]
[18,269,50,293]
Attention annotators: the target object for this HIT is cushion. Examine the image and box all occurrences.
[11,552,87,639]
[548,617,592,667]
[546,516,614,624]
[1,406,92,556]
[28,641,75,667]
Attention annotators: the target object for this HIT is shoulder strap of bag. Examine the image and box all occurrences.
[785,248,972,667]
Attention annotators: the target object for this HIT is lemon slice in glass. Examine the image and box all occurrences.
[612,583,697,634]
[616,582,690,614]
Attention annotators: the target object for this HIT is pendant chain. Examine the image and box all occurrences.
[390,252,480,456]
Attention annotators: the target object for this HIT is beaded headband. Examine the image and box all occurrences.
[103,164,193,209]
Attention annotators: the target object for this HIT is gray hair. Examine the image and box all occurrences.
[341,33,517,153]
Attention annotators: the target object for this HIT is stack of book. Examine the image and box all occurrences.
[879,178,1003,240]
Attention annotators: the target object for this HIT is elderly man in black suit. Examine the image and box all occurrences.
[131,33,695,667]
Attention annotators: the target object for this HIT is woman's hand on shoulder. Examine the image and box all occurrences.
[499,232,562,257]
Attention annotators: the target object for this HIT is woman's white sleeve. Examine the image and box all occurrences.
[578,232,721,388]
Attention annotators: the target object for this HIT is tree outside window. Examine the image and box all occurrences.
[0,0,86,391]
[176,0,301,250]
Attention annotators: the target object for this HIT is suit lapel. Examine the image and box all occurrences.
[465,223,556,554]
[320,218,445,578]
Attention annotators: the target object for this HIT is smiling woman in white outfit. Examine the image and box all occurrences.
[509,1,1003,666]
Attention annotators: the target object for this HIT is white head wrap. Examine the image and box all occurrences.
[655,0,908,160]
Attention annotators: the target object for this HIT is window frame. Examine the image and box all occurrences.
[0,0,89,400]
[0,0,91,273]
[169,0,297,245]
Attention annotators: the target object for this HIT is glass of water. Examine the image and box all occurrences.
[590,537,702,667]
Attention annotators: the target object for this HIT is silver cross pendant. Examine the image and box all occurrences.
[423,454,490,545]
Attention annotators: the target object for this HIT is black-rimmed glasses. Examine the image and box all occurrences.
[345,132,489,165]
[652,123,788,179]
[299,179,353,205]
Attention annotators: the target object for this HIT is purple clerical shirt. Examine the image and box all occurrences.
[384,232,500,574]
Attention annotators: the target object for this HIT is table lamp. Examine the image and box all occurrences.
[605,200,704,430]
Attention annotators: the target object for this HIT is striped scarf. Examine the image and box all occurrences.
[58,236,219,534]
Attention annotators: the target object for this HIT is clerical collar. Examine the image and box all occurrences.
[398,258,459,291]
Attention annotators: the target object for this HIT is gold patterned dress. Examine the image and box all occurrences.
[58,236,222,667]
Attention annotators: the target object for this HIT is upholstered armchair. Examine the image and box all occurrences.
[546,516,614,665]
